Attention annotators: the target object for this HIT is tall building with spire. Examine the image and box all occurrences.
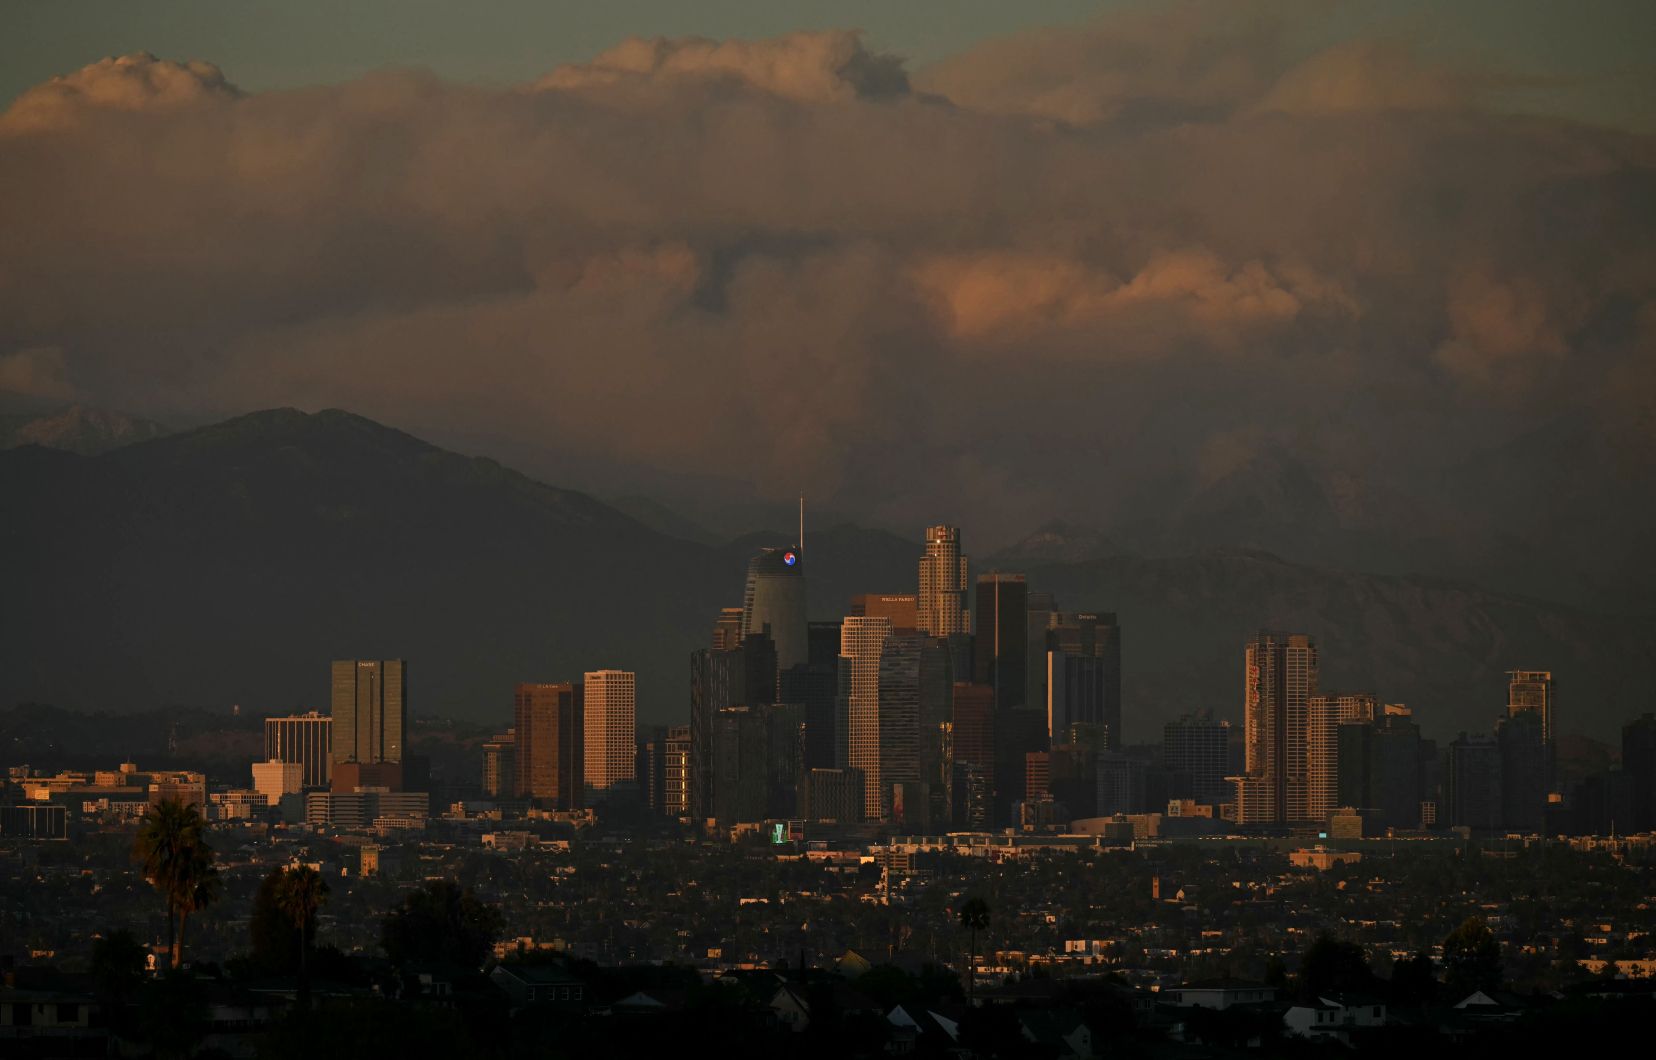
[1231,632,1319,824]
[917,525,969,637]
[742,546,806,671]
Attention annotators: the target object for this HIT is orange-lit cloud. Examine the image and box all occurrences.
[0,14,1650,560]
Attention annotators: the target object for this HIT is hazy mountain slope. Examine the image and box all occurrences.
[2,408,1648,740]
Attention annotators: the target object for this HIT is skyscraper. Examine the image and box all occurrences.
[1447,732,1502,831]
[1305,693,1378,823]
[742,546,806,670]
[1506,670,1554,744]
[689,633,776,818]
[950,682,996,827]
[663,725,692,817]
[839,614,893,819]
[1497,710,1546,832]
[330,659,406,767]
[917,525,969,637]
[1232,632,1319,824]
[850,593,918,631]
[1045,611,1122,748]
[583,670,636,802]
[973,573,1028,713]
[1624,714,1656,833]
[1163,712,1231,805]
[711,607,746,652]
[481,728,516,799]
[264,711,333,788]
[514,682,583,810]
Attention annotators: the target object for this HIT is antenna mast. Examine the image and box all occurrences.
[799,494,805,554]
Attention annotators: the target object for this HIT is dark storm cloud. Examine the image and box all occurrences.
[0,10,1652,550]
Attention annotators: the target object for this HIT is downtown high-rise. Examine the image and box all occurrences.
[514,682,583,810]
[583,670,637,802]
[330,659,406,768]
[838,614,893,819]
[264,711,333,789]
[742,546,806,671]
[1232,632,1319,824]
[917,525,969,637]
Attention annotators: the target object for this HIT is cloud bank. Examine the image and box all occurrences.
[1,10,1652,601]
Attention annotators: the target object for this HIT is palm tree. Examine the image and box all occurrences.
[134,799,220,969]
[274,864,329,1006]
[958,897,990,1001]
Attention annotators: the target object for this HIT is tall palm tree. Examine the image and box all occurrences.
[274,864,329,1006]
[134,799,220,969]
[958,897,990,1001]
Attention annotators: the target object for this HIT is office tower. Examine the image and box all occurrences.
[803,768,866,823]
[689,633,776,818]
[1497,710,1546,832]
[514,682,583,810]
[917,637,954,822]
[743,546,806,670]
[251,760,303,805]
[1025,752,1051,802]
[850,593,918,631]
[973,573,1028,713]
[1506,670,1554,743]
[712,706,769,823]
[950,683,996,827]
[637,725,667,814]
[1624,714,1656,833]
[1024,592,1058,716]
[876,630,926,787]
[712,607,746,652]
[1305,693,1377,823]
[481,729,516,799]
[583,670,636,802]
[1163,713,1231,805]
[264,711,333,788]
[1096,752,1146,815]
[1447,733,1502,831]
[918,525,969,637]
[1337,709,1423,830]
[663,725,692,817]
[1231,632,1318,824]
[1049,737,1102,819]
[1046,611,1122,749]
[782,620,843,771]
[839,614,893,819]
[330,659,407,767]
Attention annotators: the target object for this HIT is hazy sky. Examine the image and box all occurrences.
[2,0,1653,577]
[5,1,1653,129]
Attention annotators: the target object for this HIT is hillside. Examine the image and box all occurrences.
[1,408,1649,740]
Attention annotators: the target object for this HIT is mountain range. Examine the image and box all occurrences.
[2,407,1651,741]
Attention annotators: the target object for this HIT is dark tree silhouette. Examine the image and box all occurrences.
[134,799,219,969]
[1298,934,1376,1000]
[381,879,504,968]
[274,864,329,1005]
[1443,917,1503,999]
[958,897,990,1001]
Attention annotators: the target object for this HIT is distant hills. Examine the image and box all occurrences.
[2,407,1650,740]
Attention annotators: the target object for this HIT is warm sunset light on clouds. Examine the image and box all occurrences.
[0,3,1651,588]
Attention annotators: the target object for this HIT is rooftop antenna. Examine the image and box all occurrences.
[799,494,805,554]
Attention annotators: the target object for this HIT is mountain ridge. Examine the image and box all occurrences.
[2,407,1649,740]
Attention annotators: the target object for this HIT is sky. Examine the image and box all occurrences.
[1,0,1653,586]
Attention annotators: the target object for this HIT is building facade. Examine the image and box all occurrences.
[1233,632,1319,824]
[264,711,333,788]
[917,525,969,637]
[583,670,637,802]
[514,682,583,810]
[742,546,806,671]
[330,659,406,768]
